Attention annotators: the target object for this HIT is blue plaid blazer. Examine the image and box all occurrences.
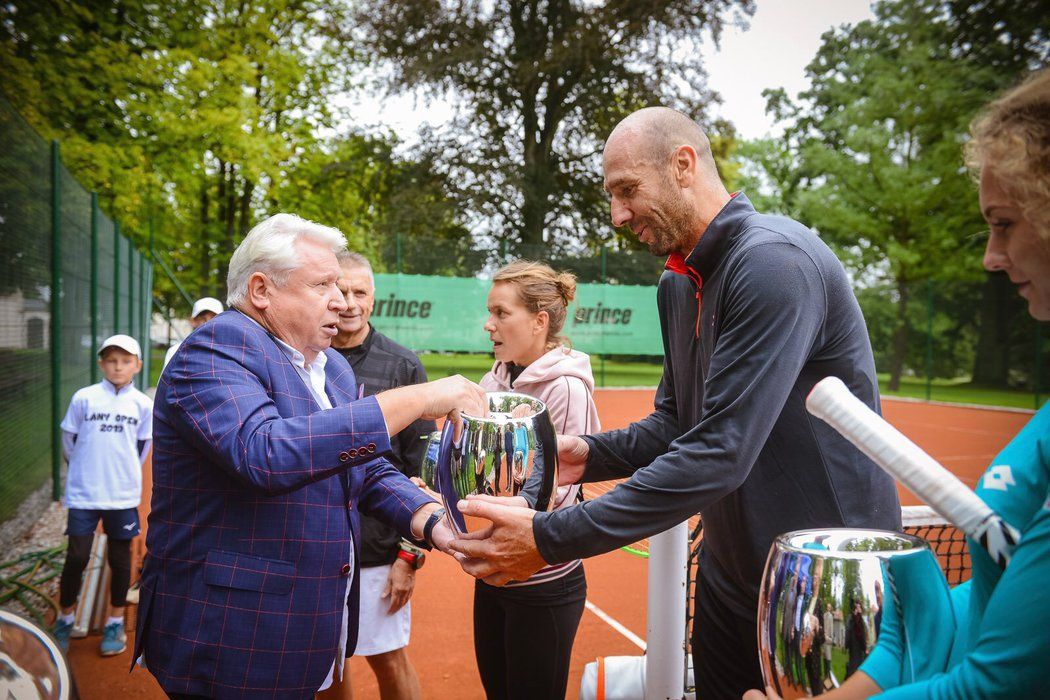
[134,309,433,699]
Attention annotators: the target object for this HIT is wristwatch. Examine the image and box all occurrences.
[397,542,426,570]
[421,506,446,550]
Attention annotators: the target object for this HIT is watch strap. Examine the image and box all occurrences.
[422,506,445,550]
[396,548,424,570]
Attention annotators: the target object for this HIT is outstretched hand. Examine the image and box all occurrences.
[447,496,548,586]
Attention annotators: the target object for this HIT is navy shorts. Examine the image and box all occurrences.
[65,508,140,540]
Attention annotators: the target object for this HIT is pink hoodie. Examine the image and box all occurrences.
[480,346,601,437]
[480,346,600,586]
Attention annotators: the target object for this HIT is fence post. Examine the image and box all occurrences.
[129,246,136,345]
[600,247,607,388]
[50,140,63,501]
[90,193,99,384]
[114,222,121,333]
[924,280,934,401]
[138,253,146,389]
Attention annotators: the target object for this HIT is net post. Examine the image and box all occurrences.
[645,521,689,700]
[396,232,402,274]
[90,193,99,384]
[50,140,63,502]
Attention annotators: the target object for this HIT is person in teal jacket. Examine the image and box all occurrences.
[745,67,1050,700]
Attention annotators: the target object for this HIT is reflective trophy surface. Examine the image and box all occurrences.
[432,392,559,535]
[0,610,73,699]
[757,529,932,698]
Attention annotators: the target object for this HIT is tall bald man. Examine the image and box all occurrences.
[451,108,901,698]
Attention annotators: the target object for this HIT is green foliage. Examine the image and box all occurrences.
[733,0,1047,390]
[354,0,754,255]
[1,0,473,309]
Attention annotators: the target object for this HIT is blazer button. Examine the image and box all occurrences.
[338,451,350,462]
[340,563,351,575]
[366,443,376,453]
[348,448,359,458]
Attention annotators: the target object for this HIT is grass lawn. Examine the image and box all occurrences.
[418,352,664,387]
[877,374,1046,410]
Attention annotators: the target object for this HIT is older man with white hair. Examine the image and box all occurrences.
[134,213,485,700]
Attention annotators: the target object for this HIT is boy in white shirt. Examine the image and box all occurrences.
[52,334,153,657]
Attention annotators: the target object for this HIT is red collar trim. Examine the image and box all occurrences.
[664,252,703,288]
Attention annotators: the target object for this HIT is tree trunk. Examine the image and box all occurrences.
[198,180,212,298]
[888,279,911,392]
[520,141,553,251]
[224,166,238,257]
[972,271,1016,385]
[238,178,253,239]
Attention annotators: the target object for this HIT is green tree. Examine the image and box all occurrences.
[273,131,478,276]
[1,1,361,303]
[354,0,753,256]
[741,1,995,390]
[739,0,1048,390]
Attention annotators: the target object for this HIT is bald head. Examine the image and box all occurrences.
[607,107,720,181]
[602,107,731,256]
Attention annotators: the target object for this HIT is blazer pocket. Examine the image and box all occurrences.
[203,549,295,595]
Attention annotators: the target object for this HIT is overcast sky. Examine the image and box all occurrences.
[350,0,877,143]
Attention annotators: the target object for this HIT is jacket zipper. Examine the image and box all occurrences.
[665,254,703,338]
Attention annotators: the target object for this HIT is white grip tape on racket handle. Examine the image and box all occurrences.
[806,377,994,539]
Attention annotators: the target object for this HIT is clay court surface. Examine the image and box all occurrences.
[65,389,1033,699]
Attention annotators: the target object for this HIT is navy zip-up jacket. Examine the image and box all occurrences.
[532,193,901,618]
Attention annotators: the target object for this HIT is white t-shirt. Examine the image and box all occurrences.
[162,342,180,369]
[60,380,153,509]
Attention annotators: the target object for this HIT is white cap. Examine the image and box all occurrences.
[191,297,224,319]
[98,334,142,358]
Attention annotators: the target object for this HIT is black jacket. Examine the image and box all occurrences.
[334,326,436,567]
[533,193,901,618]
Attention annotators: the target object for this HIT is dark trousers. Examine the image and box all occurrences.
[59,534,132,609]
[691,573,765,700]
[473,569,586,700]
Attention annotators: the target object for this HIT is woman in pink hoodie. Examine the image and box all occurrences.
[474,260,601,700]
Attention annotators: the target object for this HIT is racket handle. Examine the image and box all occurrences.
[806,377,1018,567]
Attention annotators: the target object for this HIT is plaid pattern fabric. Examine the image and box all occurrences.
[134,310,433,699]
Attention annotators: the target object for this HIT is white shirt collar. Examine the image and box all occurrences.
[101,379,135,396]
[239,310,332,409]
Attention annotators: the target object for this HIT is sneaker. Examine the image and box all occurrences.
[99,621,127,656]
[51,618,73,653]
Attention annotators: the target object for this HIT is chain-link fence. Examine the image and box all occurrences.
[0,95,153,528]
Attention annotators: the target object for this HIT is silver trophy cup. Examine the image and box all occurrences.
[433,392,559,535]
[0,610,73,699]
[757,529,934,698]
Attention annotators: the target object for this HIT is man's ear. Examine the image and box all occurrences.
[672,145,699,188]
[246,272,271,311]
